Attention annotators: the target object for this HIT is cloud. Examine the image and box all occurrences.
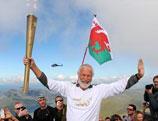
[72,0,158,67]
[0,74,38,84]
[50,74,130,84]
[0,0,26,52]
[35,0,158,68]
[1,0,158,69]
[0,0,26,33]
[0,75,23,84]
[55,74,66,80]
[35,0,90,59]
[0,73,151,91]
[53,74,77,82]
[0,74,126,84]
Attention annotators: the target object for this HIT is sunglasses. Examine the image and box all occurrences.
[154,81,158,83]
[55,99,63,103]
[16,106,26,111]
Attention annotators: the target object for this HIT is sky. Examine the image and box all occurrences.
[0,0,158,88]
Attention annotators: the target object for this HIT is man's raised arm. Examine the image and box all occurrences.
[126,59,144,89]
[23,57,49,88]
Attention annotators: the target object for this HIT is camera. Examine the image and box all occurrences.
[145,84,153,89]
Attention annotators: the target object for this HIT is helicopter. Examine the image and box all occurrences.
[51,64,63,67]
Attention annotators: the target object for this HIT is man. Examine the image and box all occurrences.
[33,96,55,121]
[14,102,33,121]
[23,57,144,121]
[54,96,66,121]
[144,75,158,120]
[123,104,136,121]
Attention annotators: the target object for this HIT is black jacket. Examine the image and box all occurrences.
[54,105,67,121]
[16,115,33,121]
[144,84,158,120]
[33,105,55,121]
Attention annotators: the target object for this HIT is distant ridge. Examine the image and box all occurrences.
[100,89,144,118]
[0,89,57,112]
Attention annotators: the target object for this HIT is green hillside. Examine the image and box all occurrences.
[100,89,144,118]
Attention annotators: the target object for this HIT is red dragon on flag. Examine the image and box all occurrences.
[89,17,112,64]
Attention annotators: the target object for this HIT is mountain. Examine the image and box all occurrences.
[0,89,57,113]
[100,89,144,118]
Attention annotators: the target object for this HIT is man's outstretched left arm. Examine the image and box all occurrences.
[126,59,144,89]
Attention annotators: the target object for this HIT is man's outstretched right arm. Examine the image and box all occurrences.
[23,57,49,88]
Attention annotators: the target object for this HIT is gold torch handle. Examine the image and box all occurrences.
[23,15,37,93]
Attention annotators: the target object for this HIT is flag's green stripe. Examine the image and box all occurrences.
[89,46,111,65]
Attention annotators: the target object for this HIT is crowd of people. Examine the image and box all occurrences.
[99,75,158,121]
[102,104,151,121]
[0,57,158,121]
[0,95,66,121]
[0,95,156,121]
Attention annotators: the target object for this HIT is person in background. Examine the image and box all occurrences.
[134,111,144,121]
[54,96,66,121]
[98,114,104,121]
[33,96,55,121]
[0,107,19,121]
[14,102,33,121]
[110,114,122,121]
[105,116,111,121]
[144,75,158,120]
[123,104,136,121]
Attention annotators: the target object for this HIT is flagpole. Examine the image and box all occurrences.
[81,46,88,65]
[81,14,97,65]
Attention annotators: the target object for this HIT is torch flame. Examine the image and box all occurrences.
[26,0,38,15]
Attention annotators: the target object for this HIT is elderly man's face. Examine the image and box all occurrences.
[78,67,92,89]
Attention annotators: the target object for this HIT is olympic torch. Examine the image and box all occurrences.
[23,15,37,93]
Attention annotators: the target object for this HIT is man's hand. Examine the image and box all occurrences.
[23,57,35,69]
[137,59,144,79]
[23,57,42,78]
[4,108,19,121]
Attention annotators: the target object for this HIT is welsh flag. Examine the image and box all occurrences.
[88,17,112,65]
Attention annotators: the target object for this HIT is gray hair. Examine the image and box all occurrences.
[77,64,94,76]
